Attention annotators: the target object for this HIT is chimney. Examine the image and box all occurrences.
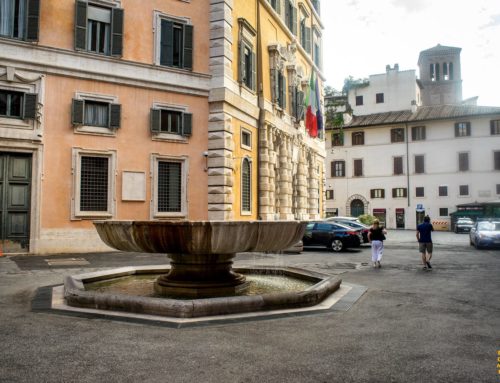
[411,100,417,113]
[386,64,390,72]
[394,63,399,71]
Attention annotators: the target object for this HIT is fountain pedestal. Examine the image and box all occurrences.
[155,253,247,297]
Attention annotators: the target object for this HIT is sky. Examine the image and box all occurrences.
[321,0,500,106]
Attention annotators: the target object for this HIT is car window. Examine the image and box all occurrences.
[477,222,500,231]
[306,223,315,230]
[316,223,332,231]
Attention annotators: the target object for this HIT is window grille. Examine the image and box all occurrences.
[80,156,109,211]
[158,161,182,212]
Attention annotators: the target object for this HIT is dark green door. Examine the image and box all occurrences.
[0,153,32,252]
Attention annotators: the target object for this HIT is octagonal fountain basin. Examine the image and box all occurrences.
[64,266,342,318]
[93,220,306,298]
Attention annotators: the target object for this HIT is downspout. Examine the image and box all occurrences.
[256,0,264,220]
[405,122,410,208]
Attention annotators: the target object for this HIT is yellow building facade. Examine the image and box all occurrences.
[208,0,326,221]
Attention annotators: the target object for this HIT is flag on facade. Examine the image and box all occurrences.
[304,71,323,138]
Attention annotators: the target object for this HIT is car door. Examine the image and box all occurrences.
[312,223,333,246]
[302,222,316,246]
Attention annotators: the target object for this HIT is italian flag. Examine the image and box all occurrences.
[304,71,323,138]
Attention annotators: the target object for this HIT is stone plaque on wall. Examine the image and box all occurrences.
[122,171,146,201]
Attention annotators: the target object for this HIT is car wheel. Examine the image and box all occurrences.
[331,239,344,252]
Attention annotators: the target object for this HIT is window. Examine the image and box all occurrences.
[331,161,345,177]
[285,0,297,35]
[0,89,37,120]
[415,187,424,197]
[241,129,251,149]
[158,18,193,69]
[430,63,440,81]
[497,184,500,195]
[152,155,187,218]
[289,81,304,121]
[241,158,252,213]
[491,120,500,135]
[455,122,471,137]
[376,93,384,103]
[393,156,404,175]
[72,149,116,218]
[0,0,39,41]
[442,62,453,80]
[439,186,448,197]
[411,126,426,141]
[150,108,192,137]
[414,155,425,174]
[313,39,321,68]
[352,131,364,145]
[74,1,123,57]
[392,188,407,198]
[439,208,448,217]
[459,185,469,196]
[272,69,287,109]
[325,190,334,200]
[72,98,121,130]
[353,159,363,177]
[458,152,469,171]
[494,151,500,170]
[370,189,385,199]
[391,128,404,143]
[239,40,256,91]
[331,131,343,146]
[300,13,311,54]
[269,0,279,12]
[355,95,363,106]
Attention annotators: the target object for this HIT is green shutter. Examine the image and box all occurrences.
[272,68,279,104]
[251,51,256,90]
[466,122,471,136]
[238,41,245,84]
[305,27,311,54]
[183,24,193,70]
[296,90,305,120]
[280,73,286,109]
[74,1,87,51]
[151,109,161,133]
[109,104,121,129]
[26,0,40,42]
[160,20,174,66]
[111,8,124,57]
[182,113,192,136]
[23,94,37,119]
[289,84,296,118]
[291,6,297,36]
[72,99,84,125]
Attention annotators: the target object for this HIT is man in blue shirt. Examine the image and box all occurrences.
[416,216,434,270]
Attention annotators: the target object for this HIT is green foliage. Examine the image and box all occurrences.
[357,214,377,225]
[342,76,369,94]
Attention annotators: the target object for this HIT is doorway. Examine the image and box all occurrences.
[416,210,425,227]
[350,199,364,217]
[0,153,32,252]
[396,208,405,229]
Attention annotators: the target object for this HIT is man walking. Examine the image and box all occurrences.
[417,216,434,270]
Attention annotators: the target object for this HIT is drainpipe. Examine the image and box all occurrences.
[256,0,264,220]
[405,122,410,208]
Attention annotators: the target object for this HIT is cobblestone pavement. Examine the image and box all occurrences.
[0,229,499,383]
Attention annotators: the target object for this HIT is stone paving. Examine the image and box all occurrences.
[0,230,498,383]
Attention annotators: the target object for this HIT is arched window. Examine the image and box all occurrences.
[241,158,251,213]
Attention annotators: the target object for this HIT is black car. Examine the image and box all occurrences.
[455,218,474,233]
[302,221,362,252]
[327,219,370,243]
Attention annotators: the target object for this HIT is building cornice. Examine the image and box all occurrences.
[0,38,210,97]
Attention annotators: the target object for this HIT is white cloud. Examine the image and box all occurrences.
[322,0,500,106]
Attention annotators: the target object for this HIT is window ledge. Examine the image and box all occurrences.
[72,213,113,220]
[154,213,187,219]
[74,126,117,136]
[152,133,188,143]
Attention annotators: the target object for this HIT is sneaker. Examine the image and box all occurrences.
[373,262,377,268]
[377,261,382,268]
[423,265,428,270]
[426,261,432,269]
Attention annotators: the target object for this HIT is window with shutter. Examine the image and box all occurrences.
[159,17,193,70]
[150,108,192,139]
[393,156,403,175]
[152,155,187,218]
[414,155,425,174]
[74,2,124,57]
[331,161,345,177]
[415,187,424,197]
[23,93,37,120]
[0,0,39,41]
[0,90,24,118]
[455,122,471,137]
[239,40,255,91]
[352,132,364,145]
[494,151,500,170]
[438,186,448,196]
[392,188,407,198]
[458,152,469,171]
[411,126,426,141]
[391,128,404,143]
[459,185,469,196]
[353,159,363,177]
[72,95,120,134]
[371,189,384,199]
[491,120,500,135]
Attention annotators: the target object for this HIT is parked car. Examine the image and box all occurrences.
[469,220,500,249]
[454,218,474,233]
[324,216,360,223]
[302,221,362,252]
[326,218,370,243]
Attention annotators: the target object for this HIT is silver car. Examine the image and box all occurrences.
[469,220,500,249]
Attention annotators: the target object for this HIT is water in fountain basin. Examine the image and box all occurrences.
[85,273,314,299]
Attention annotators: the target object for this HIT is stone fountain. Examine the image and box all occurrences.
[63,220,342,319]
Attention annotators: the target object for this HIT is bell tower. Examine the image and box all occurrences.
[418,44,462,106]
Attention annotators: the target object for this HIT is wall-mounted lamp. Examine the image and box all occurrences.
[202,151,209,171]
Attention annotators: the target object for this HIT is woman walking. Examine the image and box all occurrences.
[368,219,387,268]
